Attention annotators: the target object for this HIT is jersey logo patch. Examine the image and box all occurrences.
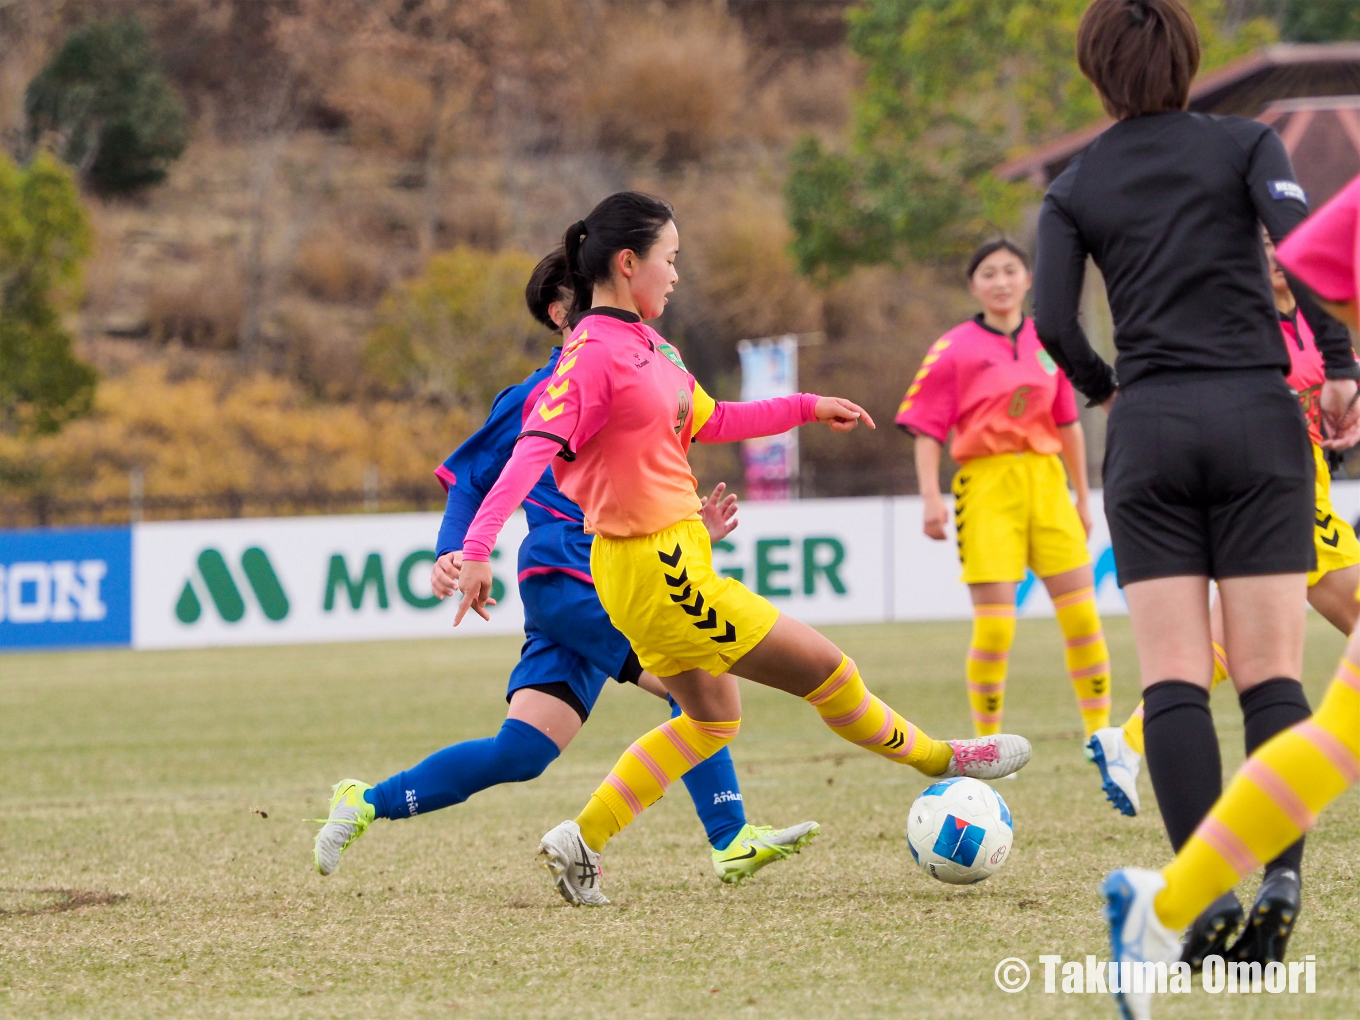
[657,342,687,371]
[1268,180,1307,205]
[1036,349,1058,375]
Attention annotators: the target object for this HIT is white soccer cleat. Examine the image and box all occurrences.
[940,734,1031,780]
[1088,726,1141,816]
[538,820,609,907]
[312,779,376,877]
[1102,868,1182,1020]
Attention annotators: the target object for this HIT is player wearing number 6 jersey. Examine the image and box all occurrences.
[453,192,1031,906]
[897,240,1119,799]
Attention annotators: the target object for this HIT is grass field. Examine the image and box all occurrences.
[2,617,1358,1019]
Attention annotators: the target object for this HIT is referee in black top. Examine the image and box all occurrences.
[1033,0,1360,967]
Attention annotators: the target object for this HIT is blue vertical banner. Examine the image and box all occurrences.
[0,526,133,650]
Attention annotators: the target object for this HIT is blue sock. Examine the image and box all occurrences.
[365,718,560,820]
[670,695,747,850]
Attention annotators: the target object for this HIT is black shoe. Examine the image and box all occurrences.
[1179,891,1243,971]
[1229,868,1301,965]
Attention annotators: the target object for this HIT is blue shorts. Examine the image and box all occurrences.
[506,570,637,720]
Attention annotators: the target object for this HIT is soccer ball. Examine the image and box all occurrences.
[905,776,1013,884]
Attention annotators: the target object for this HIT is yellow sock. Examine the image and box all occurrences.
[575,713,740,852]
[967,604,1015,736]
[1121,702,1145,755]
[1155,655,1360,930]
[1123,641,1228,756]
[1211,641,1229,689]
[1053,586,1111,738]
[804,655,953,774]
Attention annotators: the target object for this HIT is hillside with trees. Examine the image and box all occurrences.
[0,0,1345,523]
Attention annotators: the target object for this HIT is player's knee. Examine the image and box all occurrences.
[493,719,561,783]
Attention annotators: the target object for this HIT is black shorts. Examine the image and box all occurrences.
[1103,368,1315,585]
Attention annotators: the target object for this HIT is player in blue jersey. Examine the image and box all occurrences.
[313,246,819,887]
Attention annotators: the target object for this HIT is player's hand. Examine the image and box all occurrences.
[1100,390,1118,414]
[923,494,949,541]
[431,550,462,600]
[1320,378,1360,450]
[815,396,875,432]
[699,482,739,542]
[1076,497,1093,538]
[453,558,497,625]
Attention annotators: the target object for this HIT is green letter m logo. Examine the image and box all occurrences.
[324,553,388,611]
[176,548,290,624]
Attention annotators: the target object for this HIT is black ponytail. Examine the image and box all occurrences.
[525,245,572,331]
[562,192,675,321]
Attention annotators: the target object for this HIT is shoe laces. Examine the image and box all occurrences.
[952,740,1000,765]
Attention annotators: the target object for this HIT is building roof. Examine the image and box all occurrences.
[997,43,1360,188]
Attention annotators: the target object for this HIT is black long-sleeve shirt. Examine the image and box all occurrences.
[1033,111,1359,405]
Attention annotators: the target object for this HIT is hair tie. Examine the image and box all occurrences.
[573,219,588,241]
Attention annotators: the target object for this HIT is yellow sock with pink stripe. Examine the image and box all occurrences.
[804,655,954,774]
[966,604,1015,736]
[1053,586,1111,738]
[1123,642,1228,756]
[1154,654,1360,930]
[575,714,740,852]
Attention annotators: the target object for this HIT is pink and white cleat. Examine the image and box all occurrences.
[940,735,1032,780]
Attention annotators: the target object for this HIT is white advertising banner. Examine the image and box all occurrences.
[710,497,890,625]
[133,512,529,649]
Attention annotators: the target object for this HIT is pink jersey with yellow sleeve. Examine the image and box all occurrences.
[895,316,1078,463]
[519,310,817,539]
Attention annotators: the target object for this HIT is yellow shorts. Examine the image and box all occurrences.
[951,451,1090,585]
[1310,443,1360,587]
[591,518,780,678]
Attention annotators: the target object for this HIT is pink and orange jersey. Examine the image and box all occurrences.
[895,316,1079,463]
[1281,310,1326,445]
[520,309,718,539]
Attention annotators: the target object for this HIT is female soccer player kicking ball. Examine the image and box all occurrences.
[313,248,820,887]
[1094,59,1360,1020]
[899,239,1119,799]
[453,191,1032,906]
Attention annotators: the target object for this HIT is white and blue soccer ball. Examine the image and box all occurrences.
[905,776,1013,885]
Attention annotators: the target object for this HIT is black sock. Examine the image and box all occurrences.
[1144,679,1221,851]
[1240,677,1312,880]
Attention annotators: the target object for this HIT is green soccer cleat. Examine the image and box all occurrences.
[312,779,376,876]
[712,821,820,885]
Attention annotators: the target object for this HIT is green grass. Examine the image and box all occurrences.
[1,617,1357,1019]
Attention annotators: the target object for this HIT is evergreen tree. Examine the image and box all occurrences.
[25,16,188,194]
[0,153,96,435]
